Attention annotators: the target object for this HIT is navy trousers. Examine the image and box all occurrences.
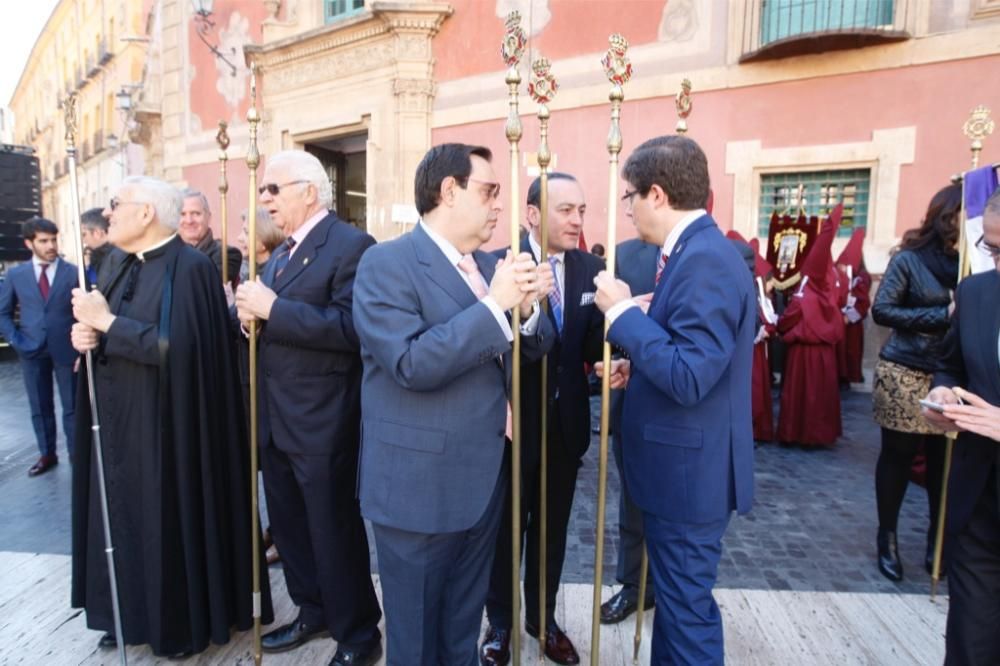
[21,355,76,457]
[643,511,730,665]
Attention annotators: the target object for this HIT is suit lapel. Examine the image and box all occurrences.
[649,215,714,316]
[413,224,478,310]
[17,264,44,307]
[273,214,332,293]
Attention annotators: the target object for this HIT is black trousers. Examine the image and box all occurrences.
[946,469,1000,666]
[261,440,381,647]
[486,412,581,629]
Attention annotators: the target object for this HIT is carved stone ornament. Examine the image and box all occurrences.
[675,78,692,121]
[601,34,632,87]
[963,105,995,144]
[528,57,558,105]
[501,11,526,67]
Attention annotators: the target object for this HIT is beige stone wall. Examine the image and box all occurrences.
[248,3,452,242]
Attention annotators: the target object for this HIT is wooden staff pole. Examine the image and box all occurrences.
[501,12,526,663]
[528,56,558,661]
[217,121,230,286]
[633,78,694,661]
[591,34,632,666]
[245,62,264,664]
[931,105,993,600]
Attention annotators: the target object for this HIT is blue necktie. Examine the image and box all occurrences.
[548,256,563,335]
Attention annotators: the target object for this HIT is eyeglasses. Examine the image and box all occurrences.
[258,180,308,196]
[621,189,640,206]
[464,177,501,201]
[109,198,144,211]
[976,234,1000,259]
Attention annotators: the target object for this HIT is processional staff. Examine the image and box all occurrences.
[217,121,231,286]
[528,55,558,662]
[64,93,128,666]
[931,104,994,600]
[631,77,695,663]
[245,61,265,664]
[591,33,632,666]
[500,12,526,665]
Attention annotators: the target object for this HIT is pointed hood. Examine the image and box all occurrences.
[749,238,774,279]
[835,227,865,272]
[799,204,840,289]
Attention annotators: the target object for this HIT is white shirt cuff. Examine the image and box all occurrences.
[606,300,639,325]
[520,302,540,335]
[482,296,514,342]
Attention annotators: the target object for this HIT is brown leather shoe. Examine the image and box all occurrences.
[525,620,580,665]
[28,455,58,477]
[479,625,511,666]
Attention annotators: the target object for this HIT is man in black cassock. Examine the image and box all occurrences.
[70,175,272,658]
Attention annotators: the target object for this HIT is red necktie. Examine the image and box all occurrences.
[655,252,668,285]
[38,264,50,301]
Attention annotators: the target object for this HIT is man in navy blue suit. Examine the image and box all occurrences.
[235,150,382,666]
[0,217,77,477]
[481,172,604,666]
[594,135,755,665]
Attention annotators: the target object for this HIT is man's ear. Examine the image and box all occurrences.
[23,238,32,251]
[648,184,670,209]
[440,176,457,207]
[526,204,541,230]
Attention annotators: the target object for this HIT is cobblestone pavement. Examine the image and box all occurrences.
[0,356,941,595]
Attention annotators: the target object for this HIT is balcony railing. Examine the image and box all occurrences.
[93,132,104,154]
[740,0,912,63]
[99,38,113,65]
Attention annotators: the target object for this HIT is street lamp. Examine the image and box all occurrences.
[191,0,238,77]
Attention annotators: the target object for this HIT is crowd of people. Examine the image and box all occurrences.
[0,134,999,665]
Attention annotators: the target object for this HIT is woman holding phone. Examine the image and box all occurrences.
[870,183,960,582]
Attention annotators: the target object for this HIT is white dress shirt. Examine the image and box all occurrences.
[32,256,59,284]
[287,209,328,259]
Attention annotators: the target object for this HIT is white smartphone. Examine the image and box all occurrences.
[919,399,945,413]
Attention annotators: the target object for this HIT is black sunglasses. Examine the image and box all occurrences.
[258,179,308,196]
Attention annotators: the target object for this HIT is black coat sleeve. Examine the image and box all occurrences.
[871,253,950,333]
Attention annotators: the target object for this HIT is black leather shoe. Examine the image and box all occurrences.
[329,636,383,665]
[479,625,511,666]
[261,619,330,653]
[877,528,903,582]
[97,632,116,649]
[28,455,58,477]
[600,588,655,625]
[525,620,580,665]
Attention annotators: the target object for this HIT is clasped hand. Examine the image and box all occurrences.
[71,288,115,353]
[235,278,278,326]
[489,251,554,317]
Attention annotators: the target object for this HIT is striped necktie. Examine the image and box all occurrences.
[274,237,297,278]
[548,256,563,335]
[655,252,668,285]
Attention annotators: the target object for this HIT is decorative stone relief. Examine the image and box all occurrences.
[267,41,395,89]
[659,0,699,43]
[218,12,251,107]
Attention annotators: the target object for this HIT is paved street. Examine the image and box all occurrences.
[0,354,942,594]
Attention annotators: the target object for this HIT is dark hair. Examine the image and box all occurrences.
[414,143,492,216]
[621,135,710,210]
[590,243,605,257]
[897,183,962,255]
[81,207,108,232]
[22,217,58,240]
[526,172,577,208]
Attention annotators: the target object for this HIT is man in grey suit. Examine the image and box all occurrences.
[353,143,554,666]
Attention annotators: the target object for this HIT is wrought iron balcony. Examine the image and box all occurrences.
[739,0,912,63]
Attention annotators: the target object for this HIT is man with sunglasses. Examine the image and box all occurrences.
[235,150,382,666]
[353,143,554,665]
[68,176,270,656]
[924,187,1000,665]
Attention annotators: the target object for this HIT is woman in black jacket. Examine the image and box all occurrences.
[871,183,960,582]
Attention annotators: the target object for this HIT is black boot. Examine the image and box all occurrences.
[877,528,903,582]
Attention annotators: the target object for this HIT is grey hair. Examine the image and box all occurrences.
[267,150,334,209]
[986,188,1000,216]
[121,176,184,231]
[181,188,212,215]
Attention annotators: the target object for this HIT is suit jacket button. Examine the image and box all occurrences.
[498,430,505,438]
[265,370,272,377]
